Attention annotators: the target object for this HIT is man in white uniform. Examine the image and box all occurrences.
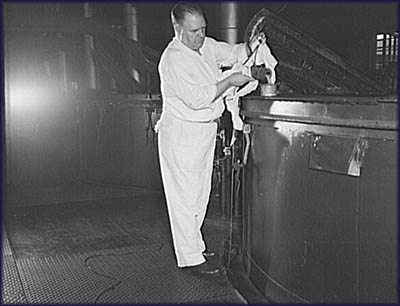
[156,2,264,275]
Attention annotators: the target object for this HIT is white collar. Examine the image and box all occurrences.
[173,37,204,56]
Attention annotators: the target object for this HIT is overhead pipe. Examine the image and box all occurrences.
[125,3,138,41]
[4,34,11,189]
[83,2,97,90]
[219,2,239,44]
[124,3,140,84]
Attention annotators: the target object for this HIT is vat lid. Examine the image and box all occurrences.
[245,9,388,96]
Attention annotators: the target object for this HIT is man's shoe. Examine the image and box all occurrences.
[202,250,217,257]
[184,261,221,276]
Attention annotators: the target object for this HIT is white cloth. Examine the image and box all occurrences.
[254,42,278,84]
[222,65,259,130]
[156,37,248,267]
[226,80,259,131]
[221,41,277,131]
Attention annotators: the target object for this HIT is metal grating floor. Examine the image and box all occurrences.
[2,182,246,304]
[2,230,27,304]
[14,244,240,304]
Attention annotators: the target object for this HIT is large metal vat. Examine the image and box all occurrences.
[76,94,162,190]
[237,95,397,303]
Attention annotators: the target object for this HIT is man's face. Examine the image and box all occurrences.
[177,13,207,51]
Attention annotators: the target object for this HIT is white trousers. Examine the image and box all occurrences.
[157,117,217,267]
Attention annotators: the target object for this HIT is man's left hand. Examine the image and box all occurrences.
[248,32,266,52]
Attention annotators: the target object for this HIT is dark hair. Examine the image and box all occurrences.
[170,2,204,25]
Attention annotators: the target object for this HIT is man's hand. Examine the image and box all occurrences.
[248,32,266,53]
[228,72,254,87]
[214,71,254,101]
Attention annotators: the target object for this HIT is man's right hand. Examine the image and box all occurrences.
[228,72,254,87]
[214,71,254,102]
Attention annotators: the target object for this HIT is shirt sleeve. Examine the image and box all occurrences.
[161,51,217,110]
[208,38,248,67]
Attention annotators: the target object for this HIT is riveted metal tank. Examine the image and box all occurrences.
[228,8,398,304]
[76,94,162,190]
[237,95,397,303]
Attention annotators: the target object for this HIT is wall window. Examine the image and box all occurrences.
[374,32,397,91]
[375,32,398,69]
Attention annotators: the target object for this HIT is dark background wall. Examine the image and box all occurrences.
[131,1,397,73]
[5,1,397,72]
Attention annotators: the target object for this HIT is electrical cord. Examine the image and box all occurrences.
[225,124,308,303]
[226,125,251,269]
[226,163,242,270]
[81,200,165,304]
[70,175,164,302]
[84,242,164,304]
[226,131,241,268]
[227,151,236,269]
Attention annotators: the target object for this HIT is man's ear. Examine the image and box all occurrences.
[172,21,180,35]
[171,15,179,34]
[173,24,179,34]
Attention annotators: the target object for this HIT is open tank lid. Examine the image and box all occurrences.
[244,9,388,96]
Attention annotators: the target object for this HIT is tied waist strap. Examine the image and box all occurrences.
[167,114,220,124]
[194,118,220,124]
[155,114,220,132]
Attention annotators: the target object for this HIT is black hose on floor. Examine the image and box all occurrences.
[84,242,164,304]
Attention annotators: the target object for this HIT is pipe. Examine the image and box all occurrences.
[83,2,97,90]
[219,2,239,44]
[125,3,138,41]
[4,34,11,189]
[124,3,140,83]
